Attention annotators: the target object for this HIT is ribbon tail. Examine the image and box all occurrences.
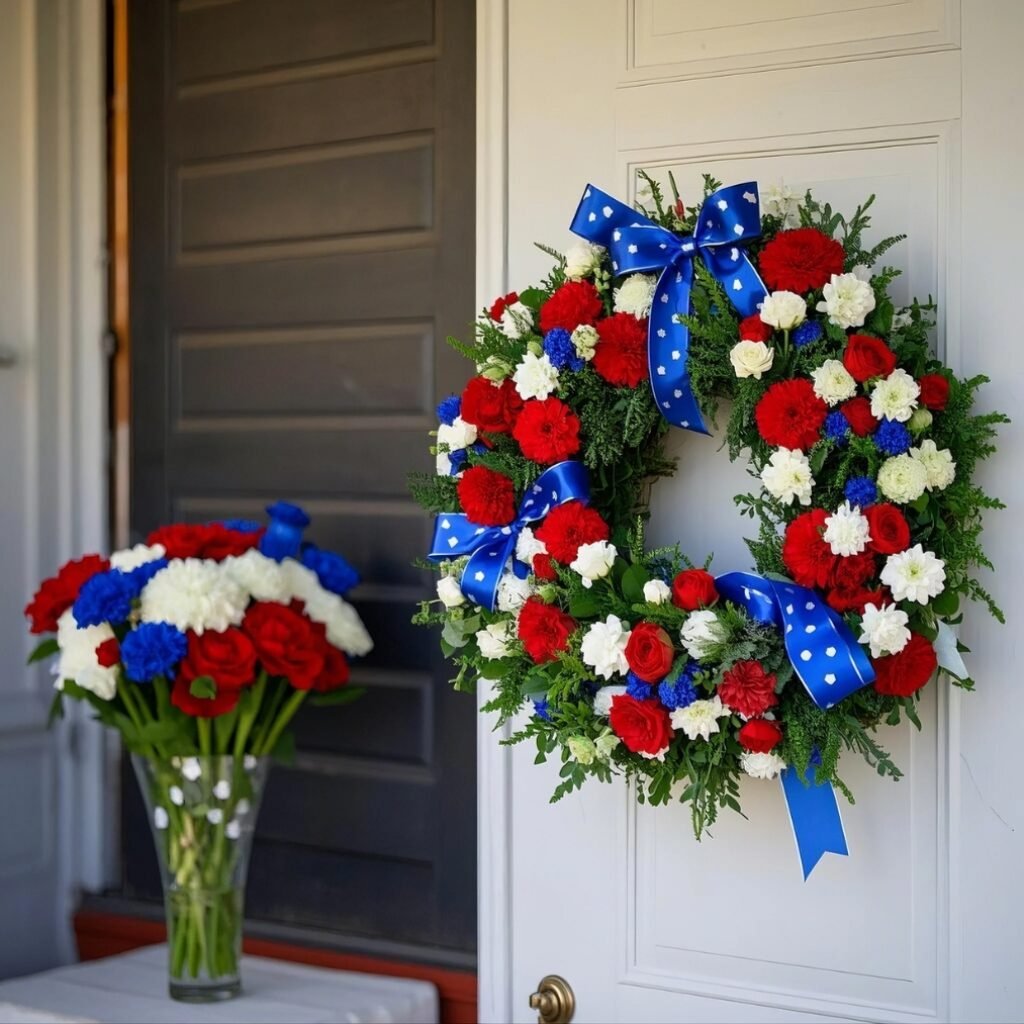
[460,534,517,610]
[780,763,849,880]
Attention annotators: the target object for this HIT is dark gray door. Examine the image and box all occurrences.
[124,0,476,962]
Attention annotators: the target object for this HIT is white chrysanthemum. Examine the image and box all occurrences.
[499,301,533,340]
[570,540,617,588]
[759,290,807,330]
[880,545,946,605]
[679,609,726,660]
[139,558,247,635]
[670,696,730,742]
[476,620,516,659]
[877,453,929,504]
[741,750,787,780]
[436,575,466,609]
[592,685,628,717]
[870,368,920,423]
[859,602,911,658]
[497,573,533,613]
[910,439,956,491]
[816,272,876,329]
[54,609,117,700]
[613,273,658,319]
[512,352,559,401]
[515,526,547,566]
[563,240,604,280]
[760,448,814,506]
[811,359,857,406]
[571,324,599,362]
[643,579,672,604]
[761,182,803,227]
[729,341,774,379]
[224,549,288,603]
[581,615,631,680]
[823,501,872,556]
[109,543,166,572]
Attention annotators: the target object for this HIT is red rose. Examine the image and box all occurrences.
[516,597,575,664]
[827,586,886,614]
[243,601,325,689]
[739,314,772,342]
[624,623,675,683]
[539,281,603,334]
[146,524,210,560]
[95,637,121,668]
[608,694,673,756]
[839,396,879,437]
[593,313,648,388]
[457,466,517,526]
[758,228,845,293]
[532,553,558,581]
[534,501,609,563]
[171,675,242,718]
[671,568,719,611]
[178,627,258,691]
[24,554,109,633]
[782,509,837,588]
[461,376,523,436]
[512,397,582,464]
[755,379,828,450]
[488,291,518,322]
[738,718,783,753]
[872,633,937,697]
[843,335,897,383]
[865,503,911,555]
[919,373,950,411]
[718,660,778,718]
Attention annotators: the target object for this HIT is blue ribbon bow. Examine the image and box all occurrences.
[570,182,768,434]
[428,461,590,610]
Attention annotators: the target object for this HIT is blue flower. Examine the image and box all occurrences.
[436,394,461,426]
[72,569,138,627]
[874,418,912,455]
[793,320,823,348]
[844,476,878,508]
[120,622,188,683]
[448,442,487,477]
[127,558,168,590]
[218,518,263,533]
[260,501,311,560]
[625,671,655,701]
[543,328,584,372]
[658,662,700,710]
[824,410,851,445]
[301,544,360,596]
[533,699,551,721]
[264,501,310,528]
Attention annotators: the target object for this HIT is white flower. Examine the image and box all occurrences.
[759,290,807,330]
[515,526,547,565]
[139,558,247,635]
[282,561,373,655]
[571,324,599,362]
[570,540,617,588]
[224,549,288,603]
[729,341,775,379]
[613,273,658,319]
[592,685,628,717]
[643,579,672,604]
[760,448,814,506]
[476,620,516,659]
[741,751,788,780]
[851,263,873,283]
[436,415,479,475]
[870,368,920,423]
[877,453,929,504]
[512,352,559,401]
[823,501,872,556]
[880,545,946,604]
[679,609,726,660]
[109,542,166,572]
[436,575,466,609]
[761,182,803,227]
[910,439,956,491]
[54,609,118,701]
[498,573,534,613]
[816,272,876,329]
[564,240,604,280]
[581,615,631,680]
[859,602,911,658]
[499,301,532,340]
[671,696,730,742]
[811,359,857,406]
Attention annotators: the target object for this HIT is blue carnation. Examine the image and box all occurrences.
[543,328,584,372]
[436,394,461,426]
[824,410,851,445]
[658,662,701,710]
[120,622,188,683]
[72,569,138,627]
[301,544,360,596]
[448,442,487,477]
[844,476,878,508]
[127,558,168,590]
[218,518,262,533]
[792,320,823,348]
[873,418,912,455]
[533,698,551,721]
[625,671,655,701]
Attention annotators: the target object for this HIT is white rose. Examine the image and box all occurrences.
[109,542,166,572]
[858,602,911,658]
[570,540,617,588]
[679,609,726,660]
[515,526,547,565]
[816,272,876,329]
[910,439,956,491]
[880,545,946,605]
[512,351,559,401]
[870,368,920,423]
[760,448,814,506]
[592,685,628,717]
[497,573,533,612]
[499,301,533,340]
[613,273,658,319]
[761,182,803,227]
[811,359,857,406]
[643,579,672,604]
[571,324,599,362]
[741,751,787,780]
[564,240,604,280]
[436,575,466,609]
[671,696,730,742]
[823,501,872,557]
[581,615,631,680]
[729,341,775,380]
[759,290,807,330]
[476,620,516,659]
[139,558,247,634]
[877,454,929,504]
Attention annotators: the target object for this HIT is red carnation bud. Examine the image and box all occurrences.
[738,718,783,753]
[674,198,686,218]
[488,291,518,322]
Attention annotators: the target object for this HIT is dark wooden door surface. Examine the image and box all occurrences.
[124,0,476,964]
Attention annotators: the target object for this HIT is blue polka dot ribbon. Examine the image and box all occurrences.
[427,461,590,611]
[570,182,768,434]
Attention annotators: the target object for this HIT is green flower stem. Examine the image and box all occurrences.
[197,718,212,757]
[257,689,307,756]
[250,679,284,753]
[233,672,267,759]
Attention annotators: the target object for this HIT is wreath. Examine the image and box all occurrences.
[410,173,1005,874]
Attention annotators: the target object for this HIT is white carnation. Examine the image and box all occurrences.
[476,620,516,659]
[499,301,533,340]
[880,545,946,605]
[109,543,166,572]
[859,602,911,658]
[679,609,726,660]
[139,558,247,635]
[437,416,477,452]
[870,368,920,423]
[816,273,876,330]
[613,273,658,319]
[512,352,559,401]
[299,583,373,656]
[729,341,774,380]
[515,526,547,565]
[564,240,604,280]
[436,574,466,609]
[570,540,617,588]
[497,573,533,613]
[811,359,857,406]
[671,696,730,742]
[760,448,814,506]
[643,579,672,604]
[910,439,956,491]
[823,501,871,557]
[224,549,288,603]
[741,750,787,780]
[54,609,117,701]
[581,615,631,680]
[759,290,807,330]
[571,324,599,362]
[761,182,803,227]
[592,685,628,717]
[877,454,929,504]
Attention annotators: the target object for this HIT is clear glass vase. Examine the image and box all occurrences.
[131,754,269,1002]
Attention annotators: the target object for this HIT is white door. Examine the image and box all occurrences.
[477,1,1024,1021]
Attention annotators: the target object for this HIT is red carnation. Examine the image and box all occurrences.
[755,379,828,451]
[534,501,609,564]
[843,334,897,383]
[95,637,121,668]
[865,503,911,555]
[738,718,783,753]
[608,694,673,757]
[672,569,719,611]
[461,376,523,435]
[198,524,261,560]
[782,509,837,588]
[457,466,517,526]
[24,554,109,633]
[718,660,778,718]
[829,551,877,591]
[512,396,582,464]
[839,396,879,437]
[488,291,519,322]
[739,314,772,342]
[516,597,575,664]
[624,623,675,683]
[532,553,558,581]
[539,280,603,334]
[758,228,845,293]
[919,373,950,411]
[243,602,325,689]
[178,627,257,691]
[872,633,937,697]
[827,586,887,614]
[305,620,351,693]
[593,313,649,388]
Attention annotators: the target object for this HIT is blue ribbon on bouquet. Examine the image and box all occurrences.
[427,461,590,611]
[570,182,768,434]
[716,571,875,878]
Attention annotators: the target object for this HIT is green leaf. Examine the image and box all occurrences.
[27,638,60,665]
[441,620,471,650]
[517,287,547,311]
[809,445,829,475]
[309,686,367,708]
[47,691,64,726]
[270,729,296,765]
[622,562,651,604]
[189,675,217,699]
[931,588,960,617]
[569,589,599,618]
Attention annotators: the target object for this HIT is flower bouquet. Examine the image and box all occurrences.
[25,503,372,1001]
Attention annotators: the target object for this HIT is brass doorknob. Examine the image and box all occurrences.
[529,974,575,1023]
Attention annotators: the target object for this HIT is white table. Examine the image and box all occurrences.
[0,946,438,1023]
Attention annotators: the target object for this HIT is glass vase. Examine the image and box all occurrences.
[131,753,269,1002]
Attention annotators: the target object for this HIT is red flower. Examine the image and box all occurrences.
[865,503,911,555]
[488,291,518,322]
[517,597,575,664]
[738,718,783,753]
[24,554,109,633]
[243,602,325,689]
[178,627,258,691]
[593,313,648,388]
[309,626,351,693]
[739,314,772,342]
[839,396,878,437]
[782,509,837,588]
[198,524,261,560]
[171,675,242,718]
[608,694,673,756]
[755,379,828,450]
[534,501,609,564]
[829,551,876,591]
[539,281,603,334]
[461,377,523,435]
[532,553,558,581]
[718,660,778,718]
[671,569,719,611]
[919,373,950,411]
[843,335,897,383]
[827,586,886,614]
[624,623,675,683]
[457,466,517,526]
[512,397,582,464]
[95,637,121,668]
[758,228,845,293]
[146,523,258,561]
[872,633,937,697]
